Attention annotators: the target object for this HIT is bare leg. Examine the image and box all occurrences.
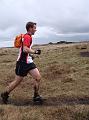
[5,75,23,93]
[29,68,41,96]
[1,75,23,104]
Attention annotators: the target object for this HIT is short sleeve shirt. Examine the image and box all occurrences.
[23,34,32,48]
[17,34,33,63]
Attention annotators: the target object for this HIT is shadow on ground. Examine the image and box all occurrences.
[0,95,89,106]
[80,52,89,57]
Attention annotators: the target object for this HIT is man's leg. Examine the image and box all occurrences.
[6,75,23,93]
[1,75,23,103]
[29,68,41,96]
[29,68,43,104]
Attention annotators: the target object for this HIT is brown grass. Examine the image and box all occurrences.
[0,43,89,120]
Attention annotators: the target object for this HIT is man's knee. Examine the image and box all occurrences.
[35,74,41,82]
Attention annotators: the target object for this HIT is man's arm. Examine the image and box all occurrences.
[23,46,41,55]
[23,46,35,54]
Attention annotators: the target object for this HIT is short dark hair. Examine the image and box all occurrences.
[26,22,36,31]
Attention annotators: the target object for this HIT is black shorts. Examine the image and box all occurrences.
[15,61,36,77]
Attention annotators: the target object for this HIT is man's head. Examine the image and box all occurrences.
[26,22,37,35]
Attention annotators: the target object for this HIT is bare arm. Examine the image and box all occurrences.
[23,46,41,55]
[23,46,35,54]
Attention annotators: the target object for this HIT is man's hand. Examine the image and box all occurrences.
[29,54,34,60]
[35,49,41,55]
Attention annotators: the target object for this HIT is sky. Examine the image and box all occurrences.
[0,0,89,47]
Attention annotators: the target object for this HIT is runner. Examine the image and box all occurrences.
[1,22,43,104]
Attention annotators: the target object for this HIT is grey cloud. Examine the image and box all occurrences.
[0,0,89,45]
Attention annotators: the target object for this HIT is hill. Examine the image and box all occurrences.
[0,42,89,120]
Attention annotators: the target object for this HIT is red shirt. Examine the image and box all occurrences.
[23,34,32,47]
[17,34,33,63]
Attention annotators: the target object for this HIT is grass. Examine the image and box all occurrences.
[0,43,89,120]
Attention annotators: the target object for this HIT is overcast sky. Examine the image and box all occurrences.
[0,0,89,47]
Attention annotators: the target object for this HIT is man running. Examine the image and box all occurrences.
[1,22,43,104]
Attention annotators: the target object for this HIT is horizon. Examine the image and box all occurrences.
[0,37,89,48]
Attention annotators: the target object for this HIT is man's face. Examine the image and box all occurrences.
[29,25,37,35]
